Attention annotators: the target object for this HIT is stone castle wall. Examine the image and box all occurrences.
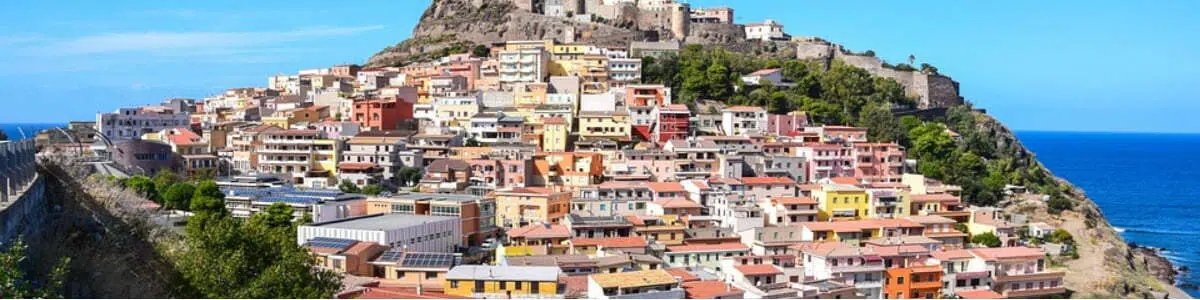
[795,40,964,108]
[0,139,47,243]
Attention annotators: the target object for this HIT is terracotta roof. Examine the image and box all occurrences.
[655,198,703,209]
[682,280,743,299]
[337,162,379,171]
[543,117,566,125]
[590,269,678,289]
[797,184,822,191]
[773,197,817,205]
[740,177,796,185]
[800,219,923,232]
[926,249,974,261]
[644,182,686,192]
[905,215,957,225]
[659,104,690,112]
[355,286,465,299]
[507,223,571,239]
[664,268,700,282]
[955,289,1003,299]
[166,128,204,145]
[571,237,648,248]
[865,244,930,257]
[911,193,960,202]
[343,241,380,256]
[561,275,589,297]
[828,177,860,185]
[970,247,1046,261]
[734,264,783,276]
[666,242,749,253]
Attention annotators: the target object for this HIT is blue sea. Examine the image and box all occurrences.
[0,123,63,141]
[1019,131,1200,296]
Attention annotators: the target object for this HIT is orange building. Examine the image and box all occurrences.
[352,96,416,131]
[884,264,943,299]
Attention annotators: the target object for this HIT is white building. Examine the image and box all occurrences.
[745,19,787,41]
[498,48,550,86]
[720,106,767,136]
[607,58,642,87]
[297,213,462,252]
[97,107,192,141]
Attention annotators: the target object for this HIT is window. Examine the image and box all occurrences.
[426,272,438,280]
[450,280,459,288]
[896,277,904,284]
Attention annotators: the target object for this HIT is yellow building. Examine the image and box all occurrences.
[868,188,914,219]
[551,43,590,60]
[513,82,549,108]
[494,187,571,228]
[541,118,569,152]
[505,40,555,51]
[444,265,562,298]
[801,218,925,244]
[628,215,688,246]
[262,106,329,128]
[813,183,870,221]
[578,111,631,141]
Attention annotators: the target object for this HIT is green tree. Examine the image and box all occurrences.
[176,199,340,298]
[125,175,160,204]
[704,62,732,99]
[249,203,296,228]
[162,182,196,211]
[1047,194,1074,214]
[857,102,902,143]
[338,180,361,194]
[0,130,7,141]
[471,44,490,58]
[153,170,180,197]
[361,185,385,196]
[464,137,480,147]
[0,238,69,298]
[1048,229,1075,245]
[971,232,1003,248]
[398,167,424,187]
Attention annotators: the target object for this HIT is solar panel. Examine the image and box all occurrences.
[304,237,356,250]
[376,249,405,263]
[400,253,455,268]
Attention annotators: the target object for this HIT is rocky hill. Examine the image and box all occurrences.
[366,0,790,67]
[367,1,1186,297]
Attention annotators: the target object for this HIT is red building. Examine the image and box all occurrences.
[653,104,691,143]
[352,97,415,131]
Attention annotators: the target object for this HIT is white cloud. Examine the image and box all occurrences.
[18,25,384,56]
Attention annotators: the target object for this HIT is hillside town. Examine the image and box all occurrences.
[31,9,1076,298]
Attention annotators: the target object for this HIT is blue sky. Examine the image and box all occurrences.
[2,1,1198,133]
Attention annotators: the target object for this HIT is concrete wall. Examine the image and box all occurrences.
[0,139,47,242]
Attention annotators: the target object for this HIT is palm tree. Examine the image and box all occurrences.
[907,54,916,66]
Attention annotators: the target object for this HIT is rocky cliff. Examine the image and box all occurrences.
[972,113,1185,298]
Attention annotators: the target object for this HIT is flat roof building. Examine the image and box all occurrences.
[298,213,462,252]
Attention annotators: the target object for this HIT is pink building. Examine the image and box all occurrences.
[617,150,676,182]
[690,7,734,24]
[852,142,906,181]
[800,143,855,181]
[767,112,809,136]
[822,125,868,143]
[467,159,503,188]
[500,159,529,188]
[444,56,482,91]
[741,177,797,202]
